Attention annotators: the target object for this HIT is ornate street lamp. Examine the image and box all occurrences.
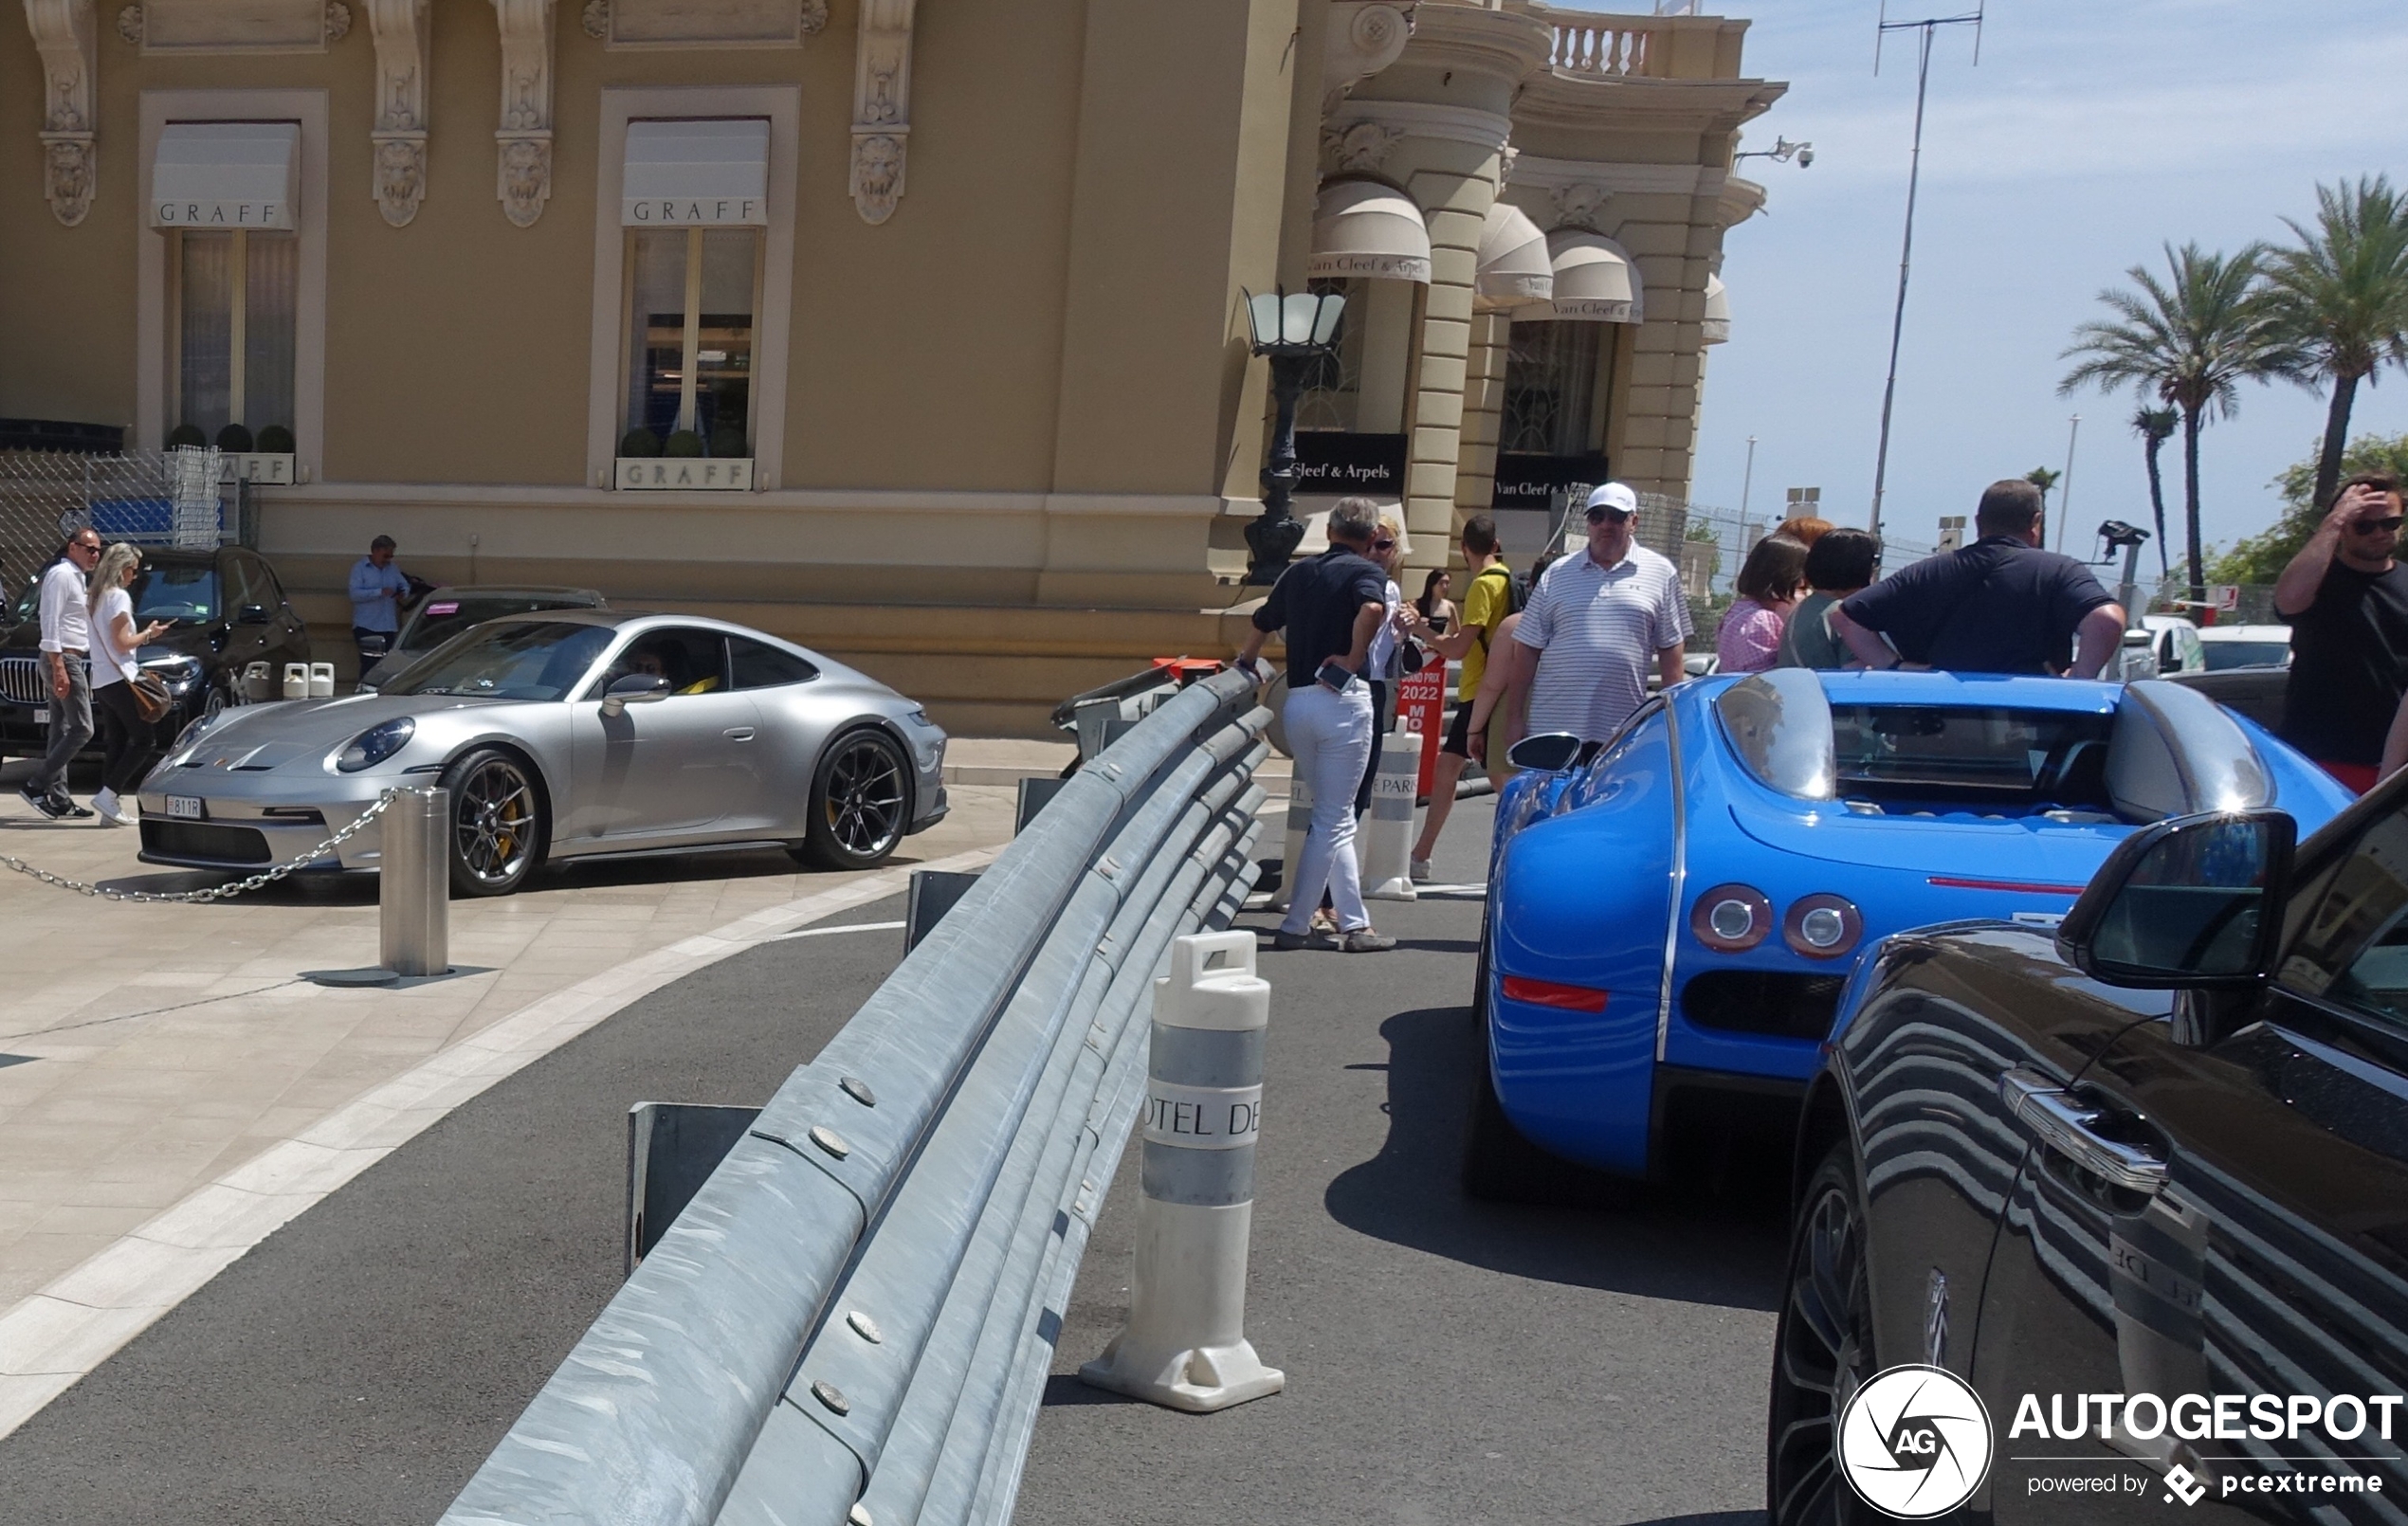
[1242,285,1347,585]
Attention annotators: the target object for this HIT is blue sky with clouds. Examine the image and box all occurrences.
[1637,0,2408,562]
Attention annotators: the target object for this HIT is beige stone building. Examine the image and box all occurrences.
[0,0,1780,733]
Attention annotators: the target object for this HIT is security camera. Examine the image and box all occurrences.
[2097,520,2149,550]
[1797,146,1815,168]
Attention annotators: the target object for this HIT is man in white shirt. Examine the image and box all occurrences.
[1513,482,1691,743]
[17,529,103,819]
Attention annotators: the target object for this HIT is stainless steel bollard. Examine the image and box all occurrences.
[1079,931,1283,1412]
[380,786,450,977]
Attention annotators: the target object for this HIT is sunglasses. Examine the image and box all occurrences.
[2355,517,2406,533]
[1585,506,1635,524]
[1371,537,1396,552]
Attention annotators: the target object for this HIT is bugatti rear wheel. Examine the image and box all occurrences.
[1767,1142,1877,1526]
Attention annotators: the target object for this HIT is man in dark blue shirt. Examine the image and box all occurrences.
[1237,498,1396,953]
[1834,480,2124,677]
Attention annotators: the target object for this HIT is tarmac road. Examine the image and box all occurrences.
[0,797,1788,1525]
[1020,798,1784,1526]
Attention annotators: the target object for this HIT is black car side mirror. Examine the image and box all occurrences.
[236,604,271,625]
[599,673,671,717]
[1506,732,1582,774]
[2056,808,2295,990]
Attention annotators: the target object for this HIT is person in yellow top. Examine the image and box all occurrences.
[1406,513,1517,881]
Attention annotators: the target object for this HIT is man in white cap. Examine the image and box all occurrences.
[1513,481,1691,744]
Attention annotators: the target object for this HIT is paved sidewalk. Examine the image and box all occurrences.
[0,755,1014,1398]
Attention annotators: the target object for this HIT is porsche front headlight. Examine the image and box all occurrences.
[336,717,414,772]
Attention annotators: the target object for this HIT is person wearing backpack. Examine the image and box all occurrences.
[1407,513,1521,881]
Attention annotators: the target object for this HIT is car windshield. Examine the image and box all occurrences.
[131,563,217,622]
[383,621,613,701]
[1830,704,2117,802]
[403,595,593,651]
[2202,640,2289,671]
[7,561,214,623]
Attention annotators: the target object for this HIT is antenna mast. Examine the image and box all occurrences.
[1868,2,1983,540]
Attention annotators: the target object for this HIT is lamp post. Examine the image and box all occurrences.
[1242,286,1347,586]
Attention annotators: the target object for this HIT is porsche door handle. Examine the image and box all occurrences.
[1998,1067,2166,1195]
[724,727,756,741]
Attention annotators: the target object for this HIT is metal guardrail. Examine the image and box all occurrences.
[441,668,1272,1526]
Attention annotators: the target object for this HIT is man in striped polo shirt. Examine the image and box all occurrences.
[1514,482,1691,743]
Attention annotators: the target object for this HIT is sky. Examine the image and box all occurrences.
[1629,0,2408,565]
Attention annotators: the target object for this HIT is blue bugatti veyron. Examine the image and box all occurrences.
[1466,668,2353,1196]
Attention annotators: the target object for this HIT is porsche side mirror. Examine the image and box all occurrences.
[1505,732,1582,774]
[2056,808,2294,990]
[237,604,271,625]
[600,673,671,717]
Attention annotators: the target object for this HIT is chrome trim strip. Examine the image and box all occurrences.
[1656,699,1686,1063]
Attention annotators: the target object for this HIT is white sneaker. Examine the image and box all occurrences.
[93,789,130,827]
[1409,857,1432,883]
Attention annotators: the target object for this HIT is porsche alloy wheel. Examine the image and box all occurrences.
[797,728,910,871]
[1768,1144,1878,1526]
[443,749,544,897]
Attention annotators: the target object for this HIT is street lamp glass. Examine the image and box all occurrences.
[1245,290,1282,349]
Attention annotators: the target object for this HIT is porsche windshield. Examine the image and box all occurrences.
[1829,704,2116,798]
[385,621,612,701]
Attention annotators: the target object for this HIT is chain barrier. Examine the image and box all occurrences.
[0,790,401,903]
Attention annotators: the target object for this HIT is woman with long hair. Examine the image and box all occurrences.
[85,542,171,826]
[1715,532,1809,675]
[1414,568,1455,634]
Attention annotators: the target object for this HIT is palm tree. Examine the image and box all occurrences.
[2130,406,2178,576]
[2262,174,2408,511]
[2059,243,2291,605]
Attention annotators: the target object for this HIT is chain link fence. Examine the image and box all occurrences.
[0,448,239,608]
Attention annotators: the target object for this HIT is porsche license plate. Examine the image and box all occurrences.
[166,795,205,821]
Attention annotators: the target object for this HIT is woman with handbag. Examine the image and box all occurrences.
[86,542,173,827]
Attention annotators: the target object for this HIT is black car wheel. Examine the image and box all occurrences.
[442,749,545,897]
[1461,1037,1643,1207]
[1768,1143,1878,1526]
[794,727,910,871]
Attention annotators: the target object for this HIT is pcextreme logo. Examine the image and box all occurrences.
[1835,1369,2401,1517]
[1837,1365,1995,1518]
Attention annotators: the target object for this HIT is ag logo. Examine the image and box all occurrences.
[1836,1364,1994,1518]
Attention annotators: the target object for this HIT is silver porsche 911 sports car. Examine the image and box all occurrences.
[135,610,949,896]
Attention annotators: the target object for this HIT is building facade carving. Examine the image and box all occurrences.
[26,0,98,226]
[491,0,554,226]
[1322,2,1412,112]
[1321,119,1400,176]
[367,0,429,226]
[849,0,912,223]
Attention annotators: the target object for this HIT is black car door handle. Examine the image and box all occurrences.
[1999,1067,2167,1195]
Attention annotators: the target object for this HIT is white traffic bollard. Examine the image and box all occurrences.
[1080,931,1283,1412]
[282,663,310,700]
[1360,717,1420,901]
[1268,772,1311,914]
[308,662,336,699]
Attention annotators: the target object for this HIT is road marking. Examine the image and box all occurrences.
[0,846,1000,1442]
[769,919,906,941]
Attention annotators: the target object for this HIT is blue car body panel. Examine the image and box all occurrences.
[1483,670,2352,1180]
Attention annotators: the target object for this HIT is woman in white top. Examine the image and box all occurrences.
[86,542,172,827]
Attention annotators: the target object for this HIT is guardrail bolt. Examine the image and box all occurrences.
[811,1378,851,1415]
[1078,931,1284,1412]
[846,1309,884,1344]
[839,1075,877,1107]
[808,1125,851,1159]
[848,1504,874,1526]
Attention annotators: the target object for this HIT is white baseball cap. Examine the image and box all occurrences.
[1584,481,1639,516]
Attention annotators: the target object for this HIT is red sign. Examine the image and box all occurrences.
[1396,665,1448,800]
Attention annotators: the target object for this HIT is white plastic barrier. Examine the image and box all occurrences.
[282,662,309,700]
[1360,718,1420,901]
[308,662,336,699]
[1268,772,1311,914]
[1079,931,1283,1412]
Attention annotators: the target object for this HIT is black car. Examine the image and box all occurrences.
[1772,788,2408,1522]
[1,544,313,757]
[356,584,605,690]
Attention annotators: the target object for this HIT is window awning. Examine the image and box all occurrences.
[1702,273,1730,344]
[1540,229,1643,323]
[151,122,299,230]
[623,118,771,227]
[1475,202,1553,311]
[1307,179,1431,284]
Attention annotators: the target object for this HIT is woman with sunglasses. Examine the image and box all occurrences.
[2274,471,2408,793]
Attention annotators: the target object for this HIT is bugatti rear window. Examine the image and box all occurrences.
[1829,705,2115,801]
